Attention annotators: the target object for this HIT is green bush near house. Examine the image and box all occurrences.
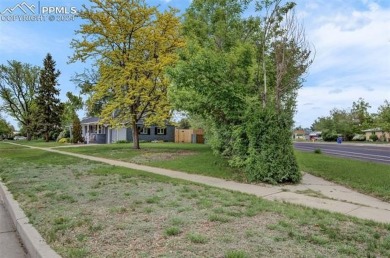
[369,134,379,142]
[58,138,70,144]
[322,130,338,142]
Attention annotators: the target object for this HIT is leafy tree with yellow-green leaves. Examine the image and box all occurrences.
[70,0,184,149]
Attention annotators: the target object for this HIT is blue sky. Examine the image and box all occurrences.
[0,0,389,129]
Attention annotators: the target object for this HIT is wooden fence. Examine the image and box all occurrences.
[175,129,204,144]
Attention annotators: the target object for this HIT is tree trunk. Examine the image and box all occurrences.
[27,131,32,141]
[45,131,49,142]
[131,120,140,149]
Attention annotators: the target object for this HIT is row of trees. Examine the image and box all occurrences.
[69,0,312,183]
[1,0,313,183]
[0,54,82,142]
[311,98,390,141]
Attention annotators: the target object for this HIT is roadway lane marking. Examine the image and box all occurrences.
[296,147,389,159]
[294,143,390,152]
[295,147,390,163]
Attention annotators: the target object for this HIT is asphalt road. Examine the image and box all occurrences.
[294,142,390,165]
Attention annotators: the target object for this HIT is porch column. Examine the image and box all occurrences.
[87,125,90,144]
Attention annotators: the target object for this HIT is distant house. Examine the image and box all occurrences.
[80,117,175,144]
[293,129,305,140]
[362,128,389,142]
[309,131,322,141]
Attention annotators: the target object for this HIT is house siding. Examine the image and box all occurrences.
[81,117,175,144]
[127,126,175,142]
[364,130,390,141]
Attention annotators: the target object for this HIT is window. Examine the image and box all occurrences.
[139,127,150,135]
[156,127,166,135]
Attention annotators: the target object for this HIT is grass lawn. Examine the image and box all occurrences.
[58,142,390,201]
[5,139,70,148]
[295,151,390,202]
[0,142,389,257]
[57,142,246,181]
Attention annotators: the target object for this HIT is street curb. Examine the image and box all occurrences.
[0,181,61,258]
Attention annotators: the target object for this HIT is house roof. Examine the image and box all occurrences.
[80,117,173,127]
[362,127,382,132]
[309,131,321,136]
[80,117,100,124]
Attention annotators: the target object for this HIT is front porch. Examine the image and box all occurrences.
[80,117,109,144]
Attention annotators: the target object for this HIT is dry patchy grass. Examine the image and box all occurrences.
[0,144,390,257]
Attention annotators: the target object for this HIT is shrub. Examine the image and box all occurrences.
[57,128,70,141]
[115,140,129,144]
[369,134,378,142]
[322,130,338,142]
[49,130,60,141]
[58,138,69,144]
[352,134,366,141]
[242,108,301,184]
[314,148,322,154]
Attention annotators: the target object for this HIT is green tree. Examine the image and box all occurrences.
[72,115,83,143]
[36,53,63,142]
[71,68,102,117]
[61,91,83,127]
[311,116,333,132]
[0,116,14,139]
[377,100,390,132]
[170,0,312,183]
[351,98,373,133]
[0,60,40,140]
[178,118,191,129]
[70,0,184,149]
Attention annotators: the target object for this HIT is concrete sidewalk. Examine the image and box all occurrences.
[0,197,26,258]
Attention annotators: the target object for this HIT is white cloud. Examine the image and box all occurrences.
[294,0,390,127]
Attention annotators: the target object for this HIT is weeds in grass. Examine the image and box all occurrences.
[296,189,328,199]
[146,196,160,204]
[187,232,208,244]
[66,248,89,258]
[170,217,185,226]
[209,213,231,223]
[225,250,250,258]
[144,207,153,213]
[109,206,127,214]
[165,226,181,236]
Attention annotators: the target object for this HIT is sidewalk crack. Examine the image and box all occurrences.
[346,206,362,214]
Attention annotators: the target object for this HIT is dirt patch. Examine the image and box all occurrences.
[129,150,195,163]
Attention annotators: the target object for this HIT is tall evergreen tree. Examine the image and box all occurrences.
[36,53,63,142]
[72,115,83,143]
